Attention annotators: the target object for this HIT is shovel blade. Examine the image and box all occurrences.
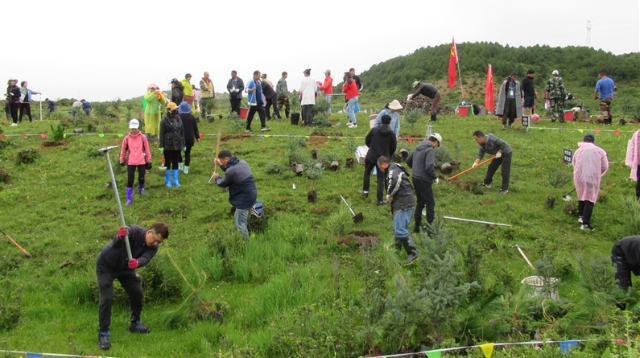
[353,213,363,223]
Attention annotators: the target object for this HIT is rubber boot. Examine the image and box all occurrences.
[165,170,172,187]
[430,114,436,123]
[394,237,403,252]
[125,187,133,206]
[183,166,189,174]
[172,169,181,187]
[178,163,184,172]
[138,183,145,195]
[400,237,418,265]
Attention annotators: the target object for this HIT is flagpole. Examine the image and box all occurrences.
[457,55,464,100]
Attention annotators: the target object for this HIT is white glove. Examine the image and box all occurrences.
[386,194,393,202]
[434,178,439,185]
[496,152,502,158]
[406,94,412,101]
[472,162,478,169]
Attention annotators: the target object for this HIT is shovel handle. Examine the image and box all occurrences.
[448,156,496,181]
[339,194,357,216]
[0,228,31,258]
[516,246,536,270]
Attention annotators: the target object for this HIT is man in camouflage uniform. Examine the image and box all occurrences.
[276,71,291,118]
[544,70,566,122]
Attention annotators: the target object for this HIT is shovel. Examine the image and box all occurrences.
[562,188,576,201]
[448,156,496,181]
[511,245,535,270]
[339,194,363,223]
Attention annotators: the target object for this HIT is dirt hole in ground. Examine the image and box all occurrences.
[308,132,329,148]
[338,231,379,247]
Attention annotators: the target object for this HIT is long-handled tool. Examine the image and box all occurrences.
[443,216,511,227]
[511,245,536,270]
[98,146,132,260]
[0,227,31,258]
[563,187,576,201]
[208,117,224,184]
[339,194,363,223]
[448,156,496,181]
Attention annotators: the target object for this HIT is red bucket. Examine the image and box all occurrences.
[239,108,248,120]
[457,106,470,117]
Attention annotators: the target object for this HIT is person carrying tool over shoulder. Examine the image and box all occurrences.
[378,156,418,266]
[472,130,513,194]
[96,222,169,350]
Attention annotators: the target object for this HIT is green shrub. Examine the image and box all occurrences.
[16,148,39,165]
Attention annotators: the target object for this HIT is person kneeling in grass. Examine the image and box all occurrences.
[97,222,169,350]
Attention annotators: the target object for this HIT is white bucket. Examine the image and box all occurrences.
[521,276,560,300]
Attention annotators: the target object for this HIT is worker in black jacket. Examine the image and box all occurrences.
[522,69,537,115]
[362,114,397,204]
[261,77,281,120]
[612,236,640,291]
[96,223,169,350]
[408,81,441,122]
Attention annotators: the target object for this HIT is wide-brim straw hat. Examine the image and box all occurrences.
[388,100,403,110]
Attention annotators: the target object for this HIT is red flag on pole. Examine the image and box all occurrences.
[485,64,494,114]
[447,38,458,88]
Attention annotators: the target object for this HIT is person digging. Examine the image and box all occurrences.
[96,222,169,350]
[378,155,418,265]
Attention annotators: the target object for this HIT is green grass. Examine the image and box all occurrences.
[1,98,640,357]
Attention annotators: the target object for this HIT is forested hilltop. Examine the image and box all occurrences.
[358,42,640,106]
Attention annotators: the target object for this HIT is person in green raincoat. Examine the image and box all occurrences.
[181,74,196,115]
[143,83,167,142]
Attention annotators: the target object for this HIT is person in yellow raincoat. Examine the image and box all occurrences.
[181,74,196,115]
[143,83,167,143]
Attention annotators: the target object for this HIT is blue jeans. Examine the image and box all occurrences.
[346,96,358,123]
[393,208,414,238]
[234,208,250,241]
[324,95,332,114]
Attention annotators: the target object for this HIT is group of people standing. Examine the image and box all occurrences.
[4,79,41,125]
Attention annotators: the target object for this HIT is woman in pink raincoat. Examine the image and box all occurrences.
[572,133,609,231]
[624,130,640,199]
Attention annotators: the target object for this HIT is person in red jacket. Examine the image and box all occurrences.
[119,119,152,206]
[342,72,359,128]
[320,69,333,114]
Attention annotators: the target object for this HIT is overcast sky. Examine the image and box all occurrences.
[3,0,638,102]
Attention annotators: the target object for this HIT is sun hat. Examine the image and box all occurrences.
[148,83,158,89]
[429,133,442,143]
[178,101,192,114]
[412,80,420,87]
[552,70,559,75]
[129,119,140,129]
[388,100,403,110]
[166,102,178,111]
[325,69,331,74]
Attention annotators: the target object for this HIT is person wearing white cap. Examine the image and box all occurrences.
[406,133,441,232]
[544,70,566,122]
[119,119,153,206]
[374,99,403,138]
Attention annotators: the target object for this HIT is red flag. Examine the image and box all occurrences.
[447,38,458,88]
[485,64,494,114]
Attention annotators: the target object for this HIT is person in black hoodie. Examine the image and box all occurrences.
[177,101,200,174]
[261,75,281,120]
[406,133,441,232]
[362,114,397,204]
[522,69,536,115]
[159,102,185,187]
[96,222,169,350]
[612,236,640,292]
[170,78,184,104]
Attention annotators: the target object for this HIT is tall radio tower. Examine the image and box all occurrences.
[586,20,592,47]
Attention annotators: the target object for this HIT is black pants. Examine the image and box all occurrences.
[265,96,281,119]
[302,104,314,126]
[126,165,146,188]
[611,246,637,290]
[164,150,181,170]
[97,261,143,332]
[183,139,194,166]
[246,104,266,130]
[578,200,594,226]
[484,153,512,191]
[413,178,435,230]
[19,103,32,122]
[502,98,517,125]
[363,159,385,201]
[9,103,19,123]
[230,98,241,115]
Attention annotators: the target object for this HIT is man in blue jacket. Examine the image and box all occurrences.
[214,150,258,241]
[96,222,169,350]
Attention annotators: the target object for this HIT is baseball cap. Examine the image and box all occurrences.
[129,119,140,129]
[166,102,178,111]
[429,133,442,143]
[552,70,559,75]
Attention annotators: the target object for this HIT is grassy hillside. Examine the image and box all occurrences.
[1,98,640,357]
